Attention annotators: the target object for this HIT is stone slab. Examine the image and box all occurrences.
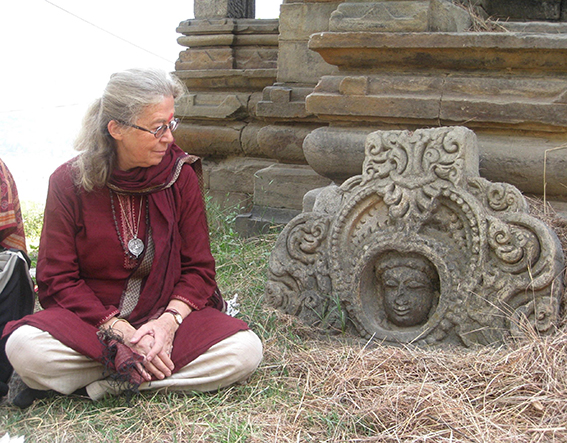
[175,69,277,90]
[177,18,279,36]
[177,34,278,48]
[303,126,371,182]
[305,74,567,129]
[278,41,338,84]
[194,0,255,19]
[279,1,342,41]
[234,47,278,69]
[207,189,253,211]
[177,47,277,71]
[257,124,316,163]
[177,48,234,70]
[256,85,315,119]
[308,32,567,72]
[176,93,250,119]
[207,157,276,193]
[175,122,245,157]
[329,2,430,32]
[254,164,332,209]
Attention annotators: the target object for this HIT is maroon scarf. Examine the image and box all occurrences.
[106,143,203,327]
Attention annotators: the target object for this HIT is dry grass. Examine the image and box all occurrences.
[461,2,509,33]
[256,316,567,442]
[1,197,567,442]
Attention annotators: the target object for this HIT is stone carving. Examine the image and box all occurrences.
[266,127,565,346]
[195,0,255,19]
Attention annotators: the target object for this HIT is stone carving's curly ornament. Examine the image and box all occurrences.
[266,127,564,346]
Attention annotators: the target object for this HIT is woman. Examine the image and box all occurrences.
[3,68,263,408]
[0,158,34,399]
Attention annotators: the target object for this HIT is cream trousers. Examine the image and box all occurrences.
[6,325,263,401]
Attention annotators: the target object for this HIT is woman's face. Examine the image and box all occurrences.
[111,95,175,171]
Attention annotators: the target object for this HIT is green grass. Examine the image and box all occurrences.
[20,200,44,268]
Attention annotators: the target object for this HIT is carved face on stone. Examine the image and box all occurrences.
[375,254,438,327]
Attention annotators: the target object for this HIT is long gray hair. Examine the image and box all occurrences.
[73,68,186,191]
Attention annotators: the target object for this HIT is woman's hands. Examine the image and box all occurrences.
[129,315,177,380]
[102,301,192,382]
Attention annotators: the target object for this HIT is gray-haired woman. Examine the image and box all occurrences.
[3,68,263,408]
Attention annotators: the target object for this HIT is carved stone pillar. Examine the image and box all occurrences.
[174,1,279,211]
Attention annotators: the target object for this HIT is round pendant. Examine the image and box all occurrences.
[128,237,144,258]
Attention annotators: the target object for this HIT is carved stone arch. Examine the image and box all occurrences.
[265,126,564,347]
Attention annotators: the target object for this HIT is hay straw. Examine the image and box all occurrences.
[258,312,567,442]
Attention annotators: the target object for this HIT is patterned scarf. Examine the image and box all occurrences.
[0,159,26,252]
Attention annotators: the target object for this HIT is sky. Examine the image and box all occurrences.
[0,0,282,202]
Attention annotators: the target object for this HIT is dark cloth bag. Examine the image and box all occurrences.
[0,248,34,383]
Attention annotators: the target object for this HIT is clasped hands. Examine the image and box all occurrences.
[104,311,182,382]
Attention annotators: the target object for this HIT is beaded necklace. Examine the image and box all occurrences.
[109,191,149,263]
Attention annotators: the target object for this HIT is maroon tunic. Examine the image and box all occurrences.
[3,144,248,373]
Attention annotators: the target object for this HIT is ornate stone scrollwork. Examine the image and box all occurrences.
[265,127,564,346]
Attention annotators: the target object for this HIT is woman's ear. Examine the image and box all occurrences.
[107,120,123,140]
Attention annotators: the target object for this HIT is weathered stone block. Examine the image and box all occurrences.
[429,0,472,32]
[234,47,279,69]
[306,73,567,130]
[279,1,342,40]
[256,85,314,119]
[266,127,564,346]
[234,205,302,237]
[303,127,369,182]
[177,18,279,36]
[308,32,567,72]
[175,122,244,157]
[195,0,255,19]
[175,69,277,91]
[207,189,253,211]
[208,157,276,193]
[257,124,315,163]
[254,164,332,210]
[278,41,338,84]
[177,48,234,70]
[477,134,567,197]
[329,1,430,32]
[176,93,250,119]
[241,123,265,157]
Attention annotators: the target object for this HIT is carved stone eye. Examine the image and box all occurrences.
[407,281,426,289]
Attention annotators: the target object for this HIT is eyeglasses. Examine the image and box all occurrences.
[116,118,179,138]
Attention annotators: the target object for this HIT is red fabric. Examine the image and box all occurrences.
[0,158,26,252]
[3,143,248,372]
